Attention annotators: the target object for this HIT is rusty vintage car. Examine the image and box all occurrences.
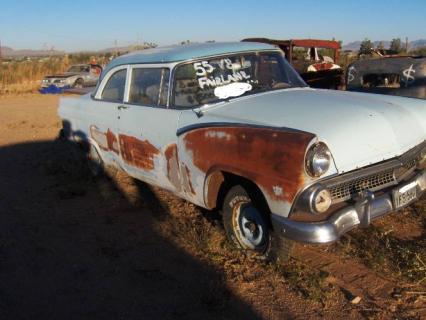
[346,56,426,99]
[243,38,344,89]
[59,42,426,260]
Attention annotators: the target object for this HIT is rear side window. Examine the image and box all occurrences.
[129,68,170,107]
[101,69,127,102]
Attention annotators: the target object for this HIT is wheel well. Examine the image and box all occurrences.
[211,171,271,217]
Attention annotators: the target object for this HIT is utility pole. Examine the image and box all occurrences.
[405,37,409,53]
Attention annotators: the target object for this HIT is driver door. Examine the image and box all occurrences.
[117,66,182,191]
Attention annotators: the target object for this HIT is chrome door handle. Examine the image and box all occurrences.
[117,105,129,110]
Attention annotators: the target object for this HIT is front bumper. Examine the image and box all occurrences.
[41,82,68,88]
[271,170,426,244]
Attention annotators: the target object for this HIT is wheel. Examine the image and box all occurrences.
[73,78,84,89]
[222,185,294,262]
[87,144,104,176]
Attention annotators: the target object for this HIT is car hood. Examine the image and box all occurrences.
[200,88,426,173]
[45,72,79,79]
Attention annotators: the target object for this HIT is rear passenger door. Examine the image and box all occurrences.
[117,66,182,189]
[86,66,127,166]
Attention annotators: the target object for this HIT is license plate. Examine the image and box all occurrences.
[393,181,418,209]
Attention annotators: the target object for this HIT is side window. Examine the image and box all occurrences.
[101,69,127,102]
[129,68,170,107]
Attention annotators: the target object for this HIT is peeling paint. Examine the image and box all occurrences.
[90,125,108,151]
[106,129,119,154]
[273,185,283,197]
[89,125,119,155]
[165,144,196,196]
[205,171,225,209]
[184,127,315,203]
[183,165,195,195]
[119,134,160,171]
[165,143,181,192]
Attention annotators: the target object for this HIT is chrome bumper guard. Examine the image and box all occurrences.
[271,170,426,244]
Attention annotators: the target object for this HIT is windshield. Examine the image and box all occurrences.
[67,65,89,73]
[173,51,307,108]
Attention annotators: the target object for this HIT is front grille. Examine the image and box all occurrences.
[327,141,425,203]
[329,170,396,202]
[401,153,421,171]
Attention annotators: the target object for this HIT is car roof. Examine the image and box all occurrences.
[104,42,279,71]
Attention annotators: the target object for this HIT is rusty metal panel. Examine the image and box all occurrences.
[181,126,315,209]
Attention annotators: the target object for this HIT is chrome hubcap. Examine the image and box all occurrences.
[235,204,266,249]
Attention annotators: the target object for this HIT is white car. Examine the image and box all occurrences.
[42,64,102,90]
[58,42,426,259]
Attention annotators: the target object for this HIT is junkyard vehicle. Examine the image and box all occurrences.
[346,56,426,99]
[243,38,343,89]
[58,42,426,259]
[41,64,102,92]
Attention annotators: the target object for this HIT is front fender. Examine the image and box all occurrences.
[180,124,316,216]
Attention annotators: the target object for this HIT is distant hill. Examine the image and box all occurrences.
[409,39,426,50]
[97,43,157,54]
[0,46,64,58]
[343,39,426,52]
[0,44,154,58]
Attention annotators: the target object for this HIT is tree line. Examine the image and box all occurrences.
[359,38,408,55]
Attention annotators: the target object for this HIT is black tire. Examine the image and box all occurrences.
[87,144,104,177]
[222,185,293,262]
[73,78,84,89]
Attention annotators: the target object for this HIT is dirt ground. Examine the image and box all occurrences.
[0,94,424,320]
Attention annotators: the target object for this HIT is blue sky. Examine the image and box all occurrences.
[1,0,425,51]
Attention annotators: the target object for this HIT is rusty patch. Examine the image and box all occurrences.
[90,125,108,151]
[164,144,196,196]
[89,126,119,155]
[205,171,225,209]
[106,129,119,154]
[183,127,314,203]
[119,134,160,171]
[311,62,335,71]
[183,165,195,195]
[164,143,181,191]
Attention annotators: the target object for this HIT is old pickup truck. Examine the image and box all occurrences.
[243,38,344,89]
[59,42,426,259]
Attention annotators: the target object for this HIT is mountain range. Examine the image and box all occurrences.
[1,39,426,57]
[0,46,64,58]
[0,43,157,58]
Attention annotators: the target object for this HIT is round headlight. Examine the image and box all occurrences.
[306,142,332,177]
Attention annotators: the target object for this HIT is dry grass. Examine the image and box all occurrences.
[0,57,69,94]
[0,54,112,95]
[335,203,426,285]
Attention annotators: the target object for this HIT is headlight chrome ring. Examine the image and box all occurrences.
[305,142,332,178]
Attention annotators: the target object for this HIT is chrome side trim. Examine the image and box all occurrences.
[176,122,313,137]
